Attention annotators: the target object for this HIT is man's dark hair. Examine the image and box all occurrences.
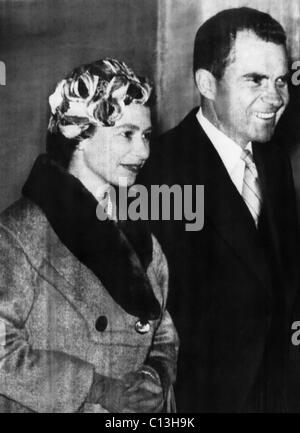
[193,7,287,80]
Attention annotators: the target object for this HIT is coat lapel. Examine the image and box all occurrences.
[39,251,97,334]
[180,111,271,291]
[22,154,161,321]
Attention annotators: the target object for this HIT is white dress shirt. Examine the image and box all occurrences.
[196,107,252,195]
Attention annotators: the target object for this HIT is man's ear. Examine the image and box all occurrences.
[195,69,217,100]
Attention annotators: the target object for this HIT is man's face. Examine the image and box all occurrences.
[212,30,289,146]
[81,103,152,187]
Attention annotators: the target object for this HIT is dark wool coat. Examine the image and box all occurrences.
[139,108,300,412]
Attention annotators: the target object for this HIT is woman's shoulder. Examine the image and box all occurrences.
[0,196,45,226]
[0,197,50,266]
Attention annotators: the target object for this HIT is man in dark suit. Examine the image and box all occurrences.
[139,7,300,412]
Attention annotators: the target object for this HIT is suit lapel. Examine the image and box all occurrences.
[253,142,298,311]
[253,142,283,271]
[180,112,271,291]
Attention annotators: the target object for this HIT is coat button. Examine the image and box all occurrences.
[135,320,150,334]
[95,316,108,332]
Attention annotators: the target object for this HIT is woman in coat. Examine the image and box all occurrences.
[0,58,178,413]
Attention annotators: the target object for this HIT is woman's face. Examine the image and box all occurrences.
[79,103,152,188]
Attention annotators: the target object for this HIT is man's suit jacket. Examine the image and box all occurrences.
[139,108,300,412]
[0,197,178,412]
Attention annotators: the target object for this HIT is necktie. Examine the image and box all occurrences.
[241,149,262,226]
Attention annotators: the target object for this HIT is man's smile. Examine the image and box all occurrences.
[253,111,277,120]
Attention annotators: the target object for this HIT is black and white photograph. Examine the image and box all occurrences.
[1,0,300,415]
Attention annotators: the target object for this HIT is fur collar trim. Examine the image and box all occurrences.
[22,154,161,321]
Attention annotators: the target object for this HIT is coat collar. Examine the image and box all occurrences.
[22,154,161,321]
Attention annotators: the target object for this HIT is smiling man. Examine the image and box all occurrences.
[201,30,289,146]
[140,7,300,412]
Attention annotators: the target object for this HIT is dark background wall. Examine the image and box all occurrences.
[1,0,300,213]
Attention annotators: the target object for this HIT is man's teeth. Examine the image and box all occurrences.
[254,112,276,120]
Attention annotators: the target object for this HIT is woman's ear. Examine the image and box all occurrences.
[195,69,217,101]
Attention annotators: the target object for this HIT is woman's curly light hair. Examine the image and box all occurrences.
[48,58,153,140]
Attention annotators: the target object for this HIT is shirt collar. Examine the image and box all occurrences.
[196,107,252,174]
